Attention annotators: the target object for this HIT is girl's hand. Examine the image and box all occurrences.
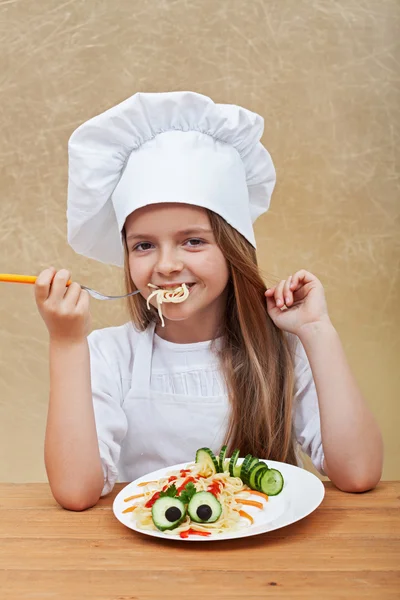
[265,270,331,336]
[35,268,92,343]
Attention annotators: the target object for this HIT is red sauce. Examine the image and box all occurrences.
[144,492,161,508]
[176,477,196,493]
[207,481,223,497]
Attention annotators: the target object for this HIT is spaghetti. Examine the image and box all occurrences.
[146,283,190,327]
[124,461,266,537]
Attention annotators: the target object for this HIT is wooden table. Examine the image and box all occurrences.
[0,482,399,599]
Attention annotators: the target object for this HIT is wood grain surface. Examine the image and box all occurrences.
[0,482,399,599]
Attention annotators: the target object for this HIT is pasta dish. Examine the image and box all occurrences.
[121,445,283,539]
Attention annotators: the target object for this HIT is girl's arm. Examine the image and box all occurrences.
[265,270,383,493]
[46,337,104,510]
[298,320,383,492]
[35,267,104,510]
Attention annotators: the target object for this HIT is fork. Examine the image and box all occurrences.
[0,274,142,301]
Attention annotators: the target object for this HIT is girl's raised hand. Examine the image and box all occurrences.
[265,270,331,336]
[34,267,92,344]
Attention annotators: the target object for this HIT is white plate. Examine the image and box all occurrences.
[113,459,325,542]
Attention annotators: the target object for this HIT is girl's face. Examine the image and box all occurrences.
[124,203,230,340]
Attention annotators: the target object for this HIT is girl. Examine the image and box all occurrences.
[35,91,383,511]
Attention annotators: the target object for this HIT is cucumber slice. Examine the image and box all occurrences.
[259,468,284,496]
[248,462,267,490]
[255,466,269,492]
[233,464,242,478]
[218,445,228,473]
[243,457,259,485]
[240,454,253,484]
[188,491,222,523]
[195,448,219,475]
[228,449,240,477]
[152,497,187,531]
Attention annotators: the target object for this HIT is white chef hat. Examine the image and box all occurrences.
[67,91,276,267]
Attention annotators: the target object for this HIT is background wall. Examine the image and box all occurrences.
[0,0,398,482]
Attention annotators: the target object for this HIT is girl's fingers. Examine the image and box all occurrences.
[290,270,314,291]
[283,276,293,306]
[265,291,280,315]
[266,271,315,299]
[49,269,71,300]
[292,282,313,302]
[265,278,293,307]
[76,288,90,312]
[63,281,83,307]
[265,287,280,312]
[275,280,286,307]
[35,268,56,303]
[266,271,319,317]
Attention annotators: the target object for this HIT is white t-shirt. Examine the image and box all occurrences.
[87,322,326,495]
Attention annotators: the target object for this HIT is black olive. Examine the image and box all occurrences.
[196,504,212,521]
[165,506,182,523]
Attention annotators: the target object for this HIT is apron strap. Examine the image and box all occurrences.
[130,321,156,399]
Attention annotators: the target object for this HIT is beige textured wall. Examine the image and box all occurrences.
[0,1,398,483]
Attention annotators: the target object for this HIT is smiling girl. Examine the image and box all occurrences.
[34,92,383,510]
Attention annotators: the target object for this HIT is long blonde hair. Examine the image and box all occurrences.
[122,210,297,464]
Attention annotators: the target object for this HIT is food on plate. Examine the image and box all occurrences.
[123,446,284,538]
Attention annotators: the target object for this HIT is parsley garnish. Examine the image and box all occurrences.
[159,483,177,498]
[179,481,197,504]
[158,481,197,503]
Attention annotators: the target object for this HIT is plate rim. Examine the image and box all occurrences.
[112,458,325,542]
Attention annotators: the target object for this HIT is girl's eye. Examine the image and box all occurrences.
[185,238,205,248]
[133,242,153,252]
[132,239,205,252]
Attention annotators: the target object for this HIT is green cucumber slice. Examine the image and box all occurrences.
[228,449,240,477]
[152,497,187,531]
[243,457,259,485]
[248,462,267,490]
[218,445,228,473]
[255,466,269,492]
[233,464,242,477]
[259,468,284,496]
[240,454,253,484]
[188,491,222,523]
[195,448,219,475]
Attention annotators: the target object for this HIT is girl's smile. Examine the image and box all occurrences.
[153,282,196,290]
[124,203,230,343]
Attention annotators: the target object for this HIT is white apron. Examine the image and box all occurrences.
[117,322,230,482]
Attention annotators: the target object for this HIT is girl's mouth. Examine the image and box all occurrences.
[156,282,196,292]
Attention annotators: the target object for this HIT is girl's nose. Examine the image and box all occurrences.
[154,249,183,275]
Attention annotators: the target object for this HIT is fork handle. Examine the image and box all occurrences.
[0,274,72,286]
